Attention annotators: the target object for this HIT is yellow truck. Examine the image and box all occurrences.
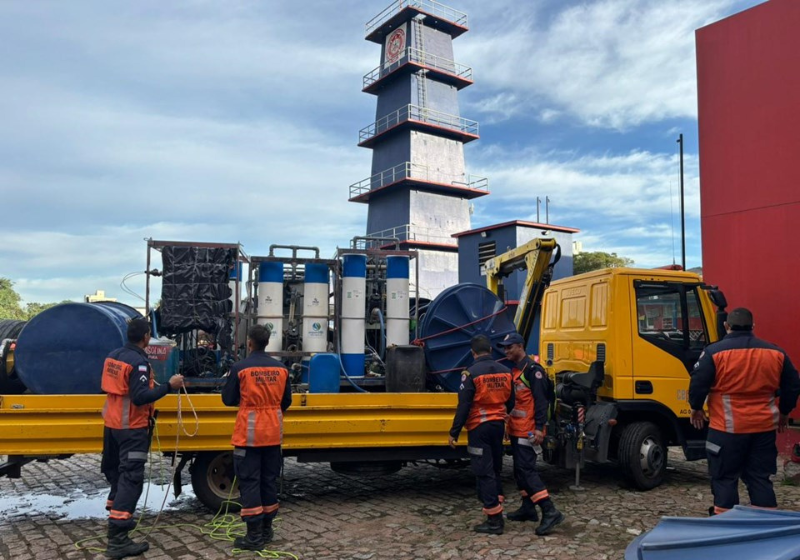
[539,267,727,489]
[0,242,727,507]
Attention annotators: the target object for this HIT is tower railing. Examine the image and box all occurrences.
[365,224,458,247]
[349,162,488,199]
[359,104,478,144]
[366,0,468,38]
[363,47,472,89]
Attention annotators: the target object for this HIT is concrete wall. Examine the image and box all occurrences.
[370,132,411,177]
[411,74,459,115]
[409,131,465,180]
[409,190,470,239]
[375,78,412,121]
[411,250,460,300]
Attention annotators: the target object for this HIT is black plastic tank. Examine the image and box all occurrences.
[385,345,426,392]
[15,302,142,394]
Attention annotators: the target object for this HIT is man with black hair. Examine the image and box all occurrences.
[101,318,184,558]
[448,334,514,535]
[498,332,564,535]
[223,325,292,551]
[690,307,800,515]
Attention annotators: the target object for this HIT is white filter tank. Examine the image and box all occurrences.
[341,254,366,378]
[302,263,329,353]
[386,256,410,346]
[257,262,284,352]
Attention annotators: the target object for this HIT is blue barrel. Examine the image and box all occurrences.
[15,302,143,394]
[309,353,341,393]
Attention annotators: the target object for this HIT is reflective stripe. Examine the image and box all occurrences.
[768,396,780,428]
[233,448,246,457]
[102,400,108,420]
[121,396,130,430]
[246,411,256,447]
[520,490,529,497]
[263,503,279,514]
[240,506,262,517]
[467,446,484,456]
[128,451,148,461]
[517,437,533,447]
[531,490,549,502]
[479,408,488,424]
[714,506,729,515]
[109,509,132,520]
[722,395,735,432]
[705,441,721,455]
[482,504,503,515]
[510,409,528,418]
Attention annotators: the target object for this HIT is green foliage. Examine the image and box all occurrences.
[0,277,69,320]
[573,251,634,275]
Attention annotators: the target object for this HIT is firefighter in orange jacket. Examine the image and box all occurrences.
[222,325,292,551]
[100,318,183,559]
[498,333,565,535]
[448,334,514,535]
[689,307,800,515]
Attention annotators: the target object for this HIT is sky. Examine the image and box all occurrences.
[0,0,767,306]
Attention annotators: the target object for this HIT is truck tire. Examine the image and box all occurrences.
[190,451,240,512]
[618,421,666,490]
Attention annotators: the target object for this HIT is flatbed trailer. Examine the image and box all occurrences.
[0,392,465,510]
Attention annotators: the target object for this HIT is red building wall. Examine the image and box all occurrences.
[697,0,800,390]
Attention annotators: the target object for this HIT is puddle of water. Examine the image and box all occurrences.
[0,483,197,520]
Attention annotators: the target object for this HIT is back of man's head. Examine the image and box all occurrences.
[470,334,492,356]
[727,307,754,331]
[127,318,151,344]
[248,325,270,351]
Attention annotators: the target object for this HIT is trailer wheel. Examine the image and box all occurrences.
[191,451,240,512]
[618,421,666,490]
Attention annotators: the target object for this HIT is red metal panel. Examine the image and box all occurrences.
[698,0,800,421]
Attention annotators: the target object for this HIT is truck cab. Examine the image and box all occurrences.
[540,268,725,489]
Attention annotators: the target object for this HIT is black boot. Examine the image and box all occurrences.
[473,513,504,535]
[535,499,565,536]
[708,506,716,517]
[234,520,265,551]
[262,517,274,543]
[105,524,149,559]
[507,498,539,522]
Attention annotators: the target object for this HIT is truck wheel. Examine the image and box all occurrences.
[618,422,666,490]
[191,451,240,512]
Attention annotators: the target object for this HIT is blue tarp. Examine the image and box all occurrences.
[625,506,800,560]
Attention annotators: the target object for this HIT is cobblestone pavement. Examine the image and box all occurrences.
[2,451,799,560]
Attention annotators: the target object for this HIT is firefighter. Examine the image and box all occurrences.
[100,318,184,559]
[689,307,800,515]
[448,334,514,535]
[498,332,565,535]
[222,325,292,551]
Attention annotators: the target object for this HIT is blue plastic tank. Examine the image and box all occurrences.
[308,353,340,393]
[15,302,142,394]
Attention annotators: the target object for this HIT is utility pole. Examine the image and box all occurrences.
[536,197,541,222]
[677,134,686,270]
[546,196,551,224]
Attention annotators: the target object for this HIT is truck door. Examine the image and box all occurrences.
[631,281,710,417]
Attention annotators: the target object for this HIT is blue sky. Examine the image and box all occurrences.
[0,0,766,305]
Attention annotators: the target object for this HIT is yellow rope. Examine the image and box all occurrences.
[74,385,297,558]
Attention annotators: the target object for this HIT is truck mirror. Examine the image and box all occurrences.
[707,289,727,309]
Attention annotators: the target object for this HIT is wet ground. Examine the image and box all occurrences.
[1,451,799,559]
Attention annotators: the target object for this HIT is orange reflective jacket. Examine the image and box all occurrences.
[466,369,513,431]
[231,366,290,447]
[101,355,154,430]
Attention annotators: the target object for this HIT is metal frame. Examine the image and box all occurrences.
[363,46,472,90]
[366,0,468,38]
[248,245,339,360]
[144,239,250,355]
[358,104,479,145]
[349,161,487,200]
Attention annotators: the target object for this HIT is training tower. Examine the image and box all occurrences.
[349,0,487,299]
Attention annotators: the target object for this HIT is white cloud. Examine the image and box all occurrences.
[458,0,758,128]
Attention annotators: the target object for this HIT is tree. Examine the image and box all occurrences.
[0,277,70,320]
[0,278,26,320]
[573,251,634,275]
